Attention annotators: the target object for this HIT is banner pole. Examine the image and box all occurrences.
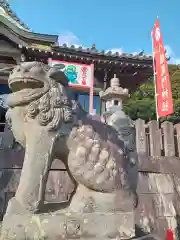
[151,31,159,123]
[89,64,94,115]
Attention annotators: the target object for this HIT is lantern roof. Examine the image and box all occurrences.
[99,74,129,101]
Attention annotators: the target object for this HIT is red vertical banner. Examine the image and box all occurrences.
[152,18,174,117]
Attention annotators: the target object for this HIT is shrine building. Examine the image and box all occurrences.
[0,0,153,127]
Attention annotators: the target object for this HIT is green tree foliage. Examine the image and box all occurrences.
[124,64,180,124]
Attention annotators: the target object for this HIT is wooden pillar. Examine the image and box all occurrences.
[101,100,105,115]
[103,70,108,90]
[135,119,147,155]
[161,121,175,157]
[148,120,161,156]
[174,123,180,157]
[100,70,108,115]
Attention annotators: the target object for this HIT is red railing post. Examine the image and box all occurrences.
[166,229,174,240]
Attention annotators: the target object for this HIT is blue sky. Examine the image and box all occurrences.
[10,0,180,63]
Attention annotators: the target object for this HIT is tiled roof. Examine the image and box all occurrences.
[52,44,153,62]
[0,0,29,30]
[1,15,58,43]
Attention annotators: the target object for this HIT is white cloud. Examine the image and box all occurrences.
[165,45,180,65]
[57,31,81,47]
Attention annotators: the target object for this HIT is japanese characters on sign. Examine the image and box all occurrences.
[48,59,93,88]
[152,19,173,117]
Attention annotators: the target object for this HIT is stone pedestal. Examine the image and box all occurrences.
[1,211,134,240]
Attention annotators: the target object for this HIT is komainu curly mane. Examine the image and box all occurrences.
[26,85,73,131]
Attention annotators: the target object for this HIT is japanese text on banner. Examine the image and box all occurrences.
[152,19,173,117]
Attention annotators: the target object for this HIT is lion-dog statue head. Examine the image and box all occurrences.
[6,61,74,147]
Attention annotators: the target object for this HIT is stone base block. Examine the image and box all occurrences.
[0,211,134,240]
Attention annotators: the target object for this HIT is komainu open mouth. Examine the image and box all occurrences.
[9,77,44,93]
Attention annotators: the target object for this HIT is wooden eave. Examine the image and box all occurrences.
[0,15,58,45]
[23,45,153,68]
[51,45,153,66]
[23,46,153,83]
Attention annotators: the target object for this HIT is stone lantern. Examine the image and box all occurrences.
[100,74,138,194]
[99,74,129,122]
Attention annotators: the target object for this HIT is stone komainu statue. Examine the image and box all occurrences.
[2,61,138,239]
